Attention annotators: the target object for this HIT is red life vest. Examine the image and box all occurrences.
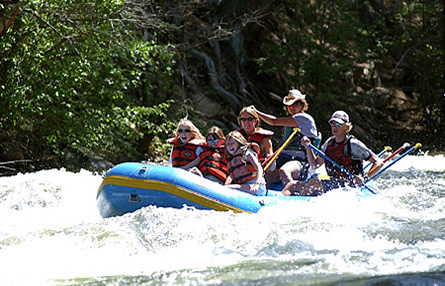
[237,128,274,160]
[198,146,228,182]
[324,136,364,180]
[227,145,261,184]
[168,138,206,167]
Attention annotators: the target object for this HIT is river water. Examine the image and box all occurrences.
[1,153,445,285]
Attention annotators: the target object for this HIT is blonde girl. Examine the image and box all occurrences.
[168,118,206,169]
[224,131,267,196]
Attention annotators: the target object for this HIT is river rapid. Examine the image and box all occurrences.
[1,153,445,285]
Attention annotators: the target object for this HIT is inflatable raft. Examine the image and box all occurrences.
[96,162,376,218]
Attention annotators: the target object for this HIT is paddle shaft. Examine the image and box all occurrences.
[381,143,411,163]
[378,146,392,157]
[307,143,355,180]
[262,147,281,167]
[365,143,421,183]
[363,143,409,171]
[263,128,300,171]
[363,146,392,170]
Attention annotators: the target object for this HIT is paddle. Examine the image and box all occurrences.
[307,143,377,194]
[261,149,280,167]
[365,143,422,183]
[381,142,411,163]
[363,145,392,171]
[263,128,300,171]
[363,143,409,171]
[378,146,393,157]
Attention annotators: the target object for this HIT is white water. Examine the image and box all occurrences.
[1,154,445,285]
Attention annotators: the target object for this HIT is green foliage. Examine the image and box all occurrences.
[70,101,176,160]
[2,0,444,164]
[256,0,377,100]
[0,0,177,162]
[254,0,444,138]
[380,0,444,131]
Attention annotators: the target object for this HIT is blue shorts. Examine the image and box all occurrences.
[245,179,267,196]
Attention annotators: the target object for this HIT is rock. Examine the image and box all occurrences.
[63,146,114,171]
[194,93,230,118]
[369,87,422,131]
[0,141,24,161]
[353,62,378,90]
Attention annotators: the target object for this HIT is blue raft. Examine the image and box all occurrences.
[96,162,377,218]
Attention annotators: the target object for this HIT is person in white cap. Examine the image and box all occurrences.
[252,89,321,185]
[281,110,383,196]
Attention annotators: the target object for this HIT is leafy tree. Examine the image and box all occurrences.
[255,0,379,102]
[0,0,177,166]
[1,0,445,172]
[364,0,445,143]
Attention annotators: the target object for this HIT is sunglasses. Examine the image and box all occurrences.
[207,138,220,143]
[178,129,191,133]
[330,122,345,128]
[240,117,255,122]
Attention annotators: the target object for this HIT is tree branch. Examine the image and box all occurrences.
[190,48,241,111]
[23,8,84,61]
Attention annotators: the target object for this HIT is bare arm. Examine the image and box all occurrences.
[260,137,274,158]
[253,106,297,127]
[351,153,383,185]
[302,136,324,168]
[365,153,384,179]
[181,156,201,170]
[224,175,233,185]
[247,152,264,194]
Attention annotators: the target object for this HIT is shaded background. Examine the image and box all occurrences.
[1,0,444,174]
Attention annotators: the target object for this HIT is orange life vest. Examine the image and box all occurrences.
[227,145,261,184]
[168,138,206,167]
[237,128,274,160]
[198,146,228,182]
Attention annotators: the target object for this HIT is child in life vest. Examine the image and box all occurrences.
[168,118,206,170]
[189,126,228,184]
[224,130,267,196]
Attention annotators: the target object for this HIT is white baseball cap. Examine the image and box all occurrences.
[329,110,350,124]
